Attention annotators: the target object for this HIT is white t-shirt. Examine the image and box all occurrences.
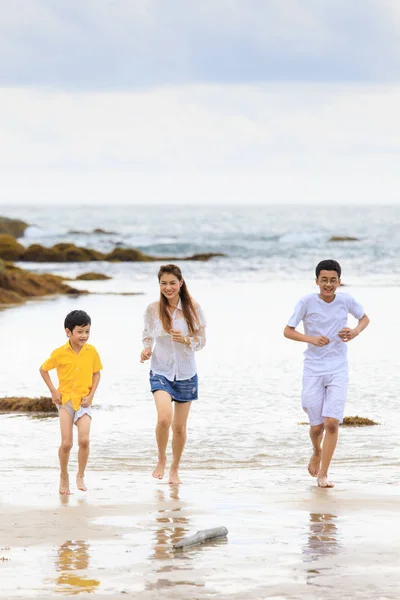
[287,292,365,375]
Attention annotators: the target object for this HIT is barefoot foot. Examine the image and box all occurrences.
[59,475,70,495]
[317,475,335,488]
[168,470,182,485]
[308,452,321,477]
[76,475,87,491]
[152,459,166,480]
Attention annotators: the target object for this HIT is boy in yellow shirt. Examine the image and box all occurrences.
[40,310,102,495]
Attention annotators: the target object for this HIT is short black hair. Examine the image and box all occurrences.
[64,310,91,331]
[315,259,341,279]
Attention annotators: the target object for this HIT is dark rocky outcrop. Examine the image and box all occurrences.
[0,217,29,238]
[68,228,117,235]
[0,237,226,263]
[299,415,378,427]
[186,252,225,261]
[23,243,105,262]
[0,259,85,305]
[329,236,360,242]
[76,272,112,281]
[0,235,25,261]
[93,228,116,235]
[342,416,378,426]
[106,247,152,262]
[0,396,57,413]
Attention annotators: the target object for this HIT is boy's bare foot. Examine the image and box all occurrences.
[59,475,70,495]
[76,475,87,491]
[317,475,335,488]
[168,469,182,484]
[152,459,166,480]
[308,452,321,477]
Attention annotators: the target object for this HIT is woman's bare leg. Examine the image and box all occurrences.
[169,401,191,484]
[153,390,173,479]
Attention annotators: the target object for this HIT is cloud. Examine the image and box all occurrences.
[0,82,399,204]
[0,0,399,88]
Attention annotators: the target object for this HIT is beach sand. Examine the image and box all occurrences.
[1,272,400,599]
[1,468,399,600]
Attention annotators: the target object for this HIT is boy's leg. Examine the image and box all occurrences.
[309,424,324,476]
[169,400,191,484]
[58,408,74,494]
[76,414,91,491]
[318,372,348,488]
[302,375,324,477]
[153,390,173,479]
[318,418,339,488]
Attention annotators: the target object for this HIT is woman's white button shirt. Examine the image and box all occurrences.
[142,299,206,381]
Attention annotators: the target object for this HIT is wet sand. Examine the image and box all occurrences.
[1,280,400,598]
[1,468,399,600]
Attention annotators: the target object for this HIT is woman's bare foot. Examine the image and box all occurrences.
[76,474,87,491]
[308,452,321,477]
[152,458,166,480]
[59,475,70,495]
[317,475,335,488]
[168,469,182,484]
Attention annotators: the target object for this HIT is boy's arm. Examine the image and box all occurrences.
[283,325,330,347]
[39,367,62,405]
[338,314,370,342]
[81,371,101,407]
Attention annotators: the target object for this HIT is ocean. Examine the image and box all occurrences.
[0,204,399,599]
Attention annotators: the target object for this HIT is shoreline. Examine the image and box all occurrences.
[1,469,399,599]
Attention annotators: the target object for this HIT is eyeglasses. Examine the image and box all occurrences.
[319,278,339,284]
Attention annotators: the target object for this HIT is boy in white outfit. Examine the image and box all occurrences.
[284,259,370,488]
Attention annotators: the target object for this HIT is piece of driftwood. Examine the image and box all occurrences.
[173,526,228,550]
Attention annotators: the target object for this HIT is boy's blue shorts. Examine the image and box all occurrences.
[149,370,198,403]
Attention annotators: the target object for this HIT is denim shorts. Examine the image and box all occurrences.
[149,370,198,403]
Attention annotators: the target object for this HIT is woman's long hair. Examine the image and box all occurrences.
[158,264,200,334]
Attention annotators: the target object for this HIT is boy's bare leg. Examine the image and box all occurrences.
[308,424,324,477]
[153,391,173,479]
[76,414,91,491]
[317,417,339,488]
[169,401,191,484]
[58,409,74,495]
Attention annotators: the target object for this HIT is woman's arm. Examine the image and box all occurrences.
[170,326,207,352]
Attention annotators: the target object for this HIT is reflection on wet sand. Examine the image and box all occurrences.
[55,540,100,595]
[152,487,190,560]
[303,513,340,583]
[146,486,204,591]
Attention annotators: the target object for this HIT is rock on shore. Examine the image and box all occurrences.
[0,259,85,305]
[329,236,360,242]
[0,217,29,238]
[0,235,225,263]
[75,272,112,281]
[0,397,57,412]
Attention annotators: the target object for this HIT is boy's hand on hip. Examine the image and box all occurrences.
[81,395,92,407]
[140,348,152,362]
[51,391,62,405]
[310,335,330,347]
[338,327,356,342]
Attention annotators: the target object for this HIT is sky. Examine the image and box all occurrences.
[0,0,399,205]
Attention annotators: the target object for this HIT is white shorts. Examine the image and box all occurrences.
[57,400,92,425]
[301,372,348,426]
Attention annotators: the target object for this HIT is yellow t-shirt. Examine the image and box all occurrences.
[41,341,103,410]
